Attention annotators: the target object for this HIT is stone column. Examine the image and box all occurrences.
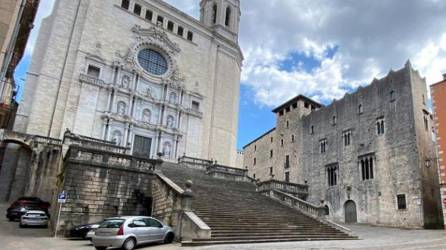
[25,148,41,196]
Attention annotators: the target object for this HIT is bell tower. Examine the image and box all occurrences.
[200,0,240,42]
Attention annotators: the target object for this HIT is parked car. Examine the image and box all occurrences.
[92,216,175,250]
[19,210,49,228]
[6,197,50,221]
[86,229,96,241]
[69,221,103,239]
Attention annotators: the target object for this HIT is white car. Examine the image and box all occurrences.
[20,210,48,228]
[92,216,175,250]
[86,227,97,240]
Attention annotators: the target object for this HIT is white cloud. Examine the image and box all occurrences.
[27,0,446,107]
[166,0,446,106]
[238,0,446,105]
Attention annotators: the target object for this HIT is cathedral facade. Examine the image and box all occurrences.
[14,0,242,166]
[243,63,443,229]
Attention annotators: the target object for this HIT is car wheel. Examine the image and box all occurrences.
[19,223,25,228]
[122,237,136,250]
[164,232,174,244]
[94,247,107,250]
[8,217,13,222]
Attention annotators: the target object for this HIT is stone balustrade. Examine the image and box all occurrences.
[178,155,213,170]
[263,189,354,236]
[63,130,128,154]
[257,179,309,199]
[33,135,63,145]
[206,163,252,182]
[207,163,247,176]
[265,189,325,218]
[152,172,211,241]
[66,145,159,173]
[79,73,107,86]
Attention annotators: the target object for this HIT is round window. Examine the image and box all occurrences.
[137,49,168,75]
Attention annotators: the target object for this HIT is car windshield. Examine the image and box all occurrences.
[99,219,125,228]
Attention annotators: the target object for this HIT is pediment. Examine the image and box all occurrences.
[132,25,181,54]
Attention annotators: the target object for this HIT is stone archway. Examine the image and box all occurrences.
[344,200,357,223]
[0,140,33,201]
[0,129,63,202]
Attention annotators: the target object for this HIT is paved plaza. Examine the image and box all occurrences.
[0,204,445,250]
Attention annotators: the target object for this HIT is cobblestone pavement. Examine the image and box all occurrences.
[1,204,445,250]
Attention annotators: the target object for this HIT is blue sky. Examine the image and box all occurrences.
[14,0,446,150]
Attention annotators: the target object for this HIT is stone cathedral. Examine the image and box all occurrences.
[14,0,242,166]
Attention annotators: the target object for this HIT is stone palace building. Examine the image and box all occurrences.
[243,62,443,229]
[14,0,242,166]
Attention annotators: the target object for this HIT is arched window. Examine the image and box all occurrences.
[166,115,175,128]
[225,7,231,26]
[111,130,122,146]
[212,4,217,24]
[169,92,177,104]
[390,90,395,101]
[358,104,363,114]
[117,101,127,115]
[162,142,172,158]
[142,109,151,123]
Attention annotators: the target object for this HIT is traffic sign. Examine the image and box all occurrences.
[57,190,67,203]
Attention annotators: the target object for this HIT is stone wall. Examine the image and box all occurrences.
[243,128,276,181]
[0,130,62,203]
[431,77,446,229]
[57,145,159,235]
[151,174,184,229]
[243,63,443,229]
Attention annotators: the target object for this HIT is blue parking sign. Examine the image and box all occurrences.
[58,190,67,203]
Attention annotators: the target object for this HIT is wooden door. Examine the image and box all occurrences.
[344,200,357,223]
[133,135,152,159]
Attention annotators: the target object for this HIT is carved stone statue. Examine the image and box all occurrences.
[121,75,130,88]
[111,130,122,146]
[169,92,177,104]
[117,101,127,115]
[142,109,151,123]
[162,142,172,158]
[166,115,174,128]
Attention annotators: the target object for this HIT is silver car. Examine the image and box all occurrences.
[92,216,175,250]
[19,210,48,228]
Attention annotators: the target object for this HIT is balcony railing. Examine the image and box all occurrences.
[79,74,106,86]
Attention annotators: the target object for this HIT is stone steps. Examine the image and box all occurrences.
[182,237,356,246]
[158,163,356,245]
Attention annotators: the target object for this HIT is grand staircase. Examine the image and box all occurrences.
[158,163,357,246]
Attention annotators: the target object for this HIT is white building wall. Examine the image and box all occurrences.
[15,0,242,166]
